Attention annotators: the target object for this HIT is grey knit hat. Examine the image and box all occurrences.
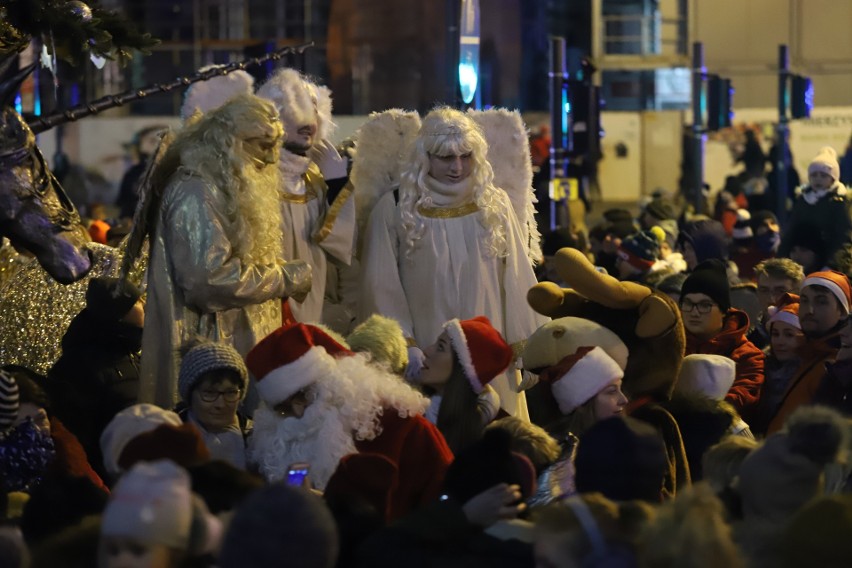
[0,369,19,433]
[178,340,249,402]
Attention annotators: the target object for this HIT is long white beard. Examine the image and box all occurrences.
[248,401,357,490]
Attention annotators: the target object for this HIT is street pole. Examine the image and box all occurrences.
[549,37,570,230]
[775,44,790,224]
[690,41,706,215]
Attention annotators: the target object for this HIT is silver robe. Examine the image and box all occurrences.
[139,169,311,408]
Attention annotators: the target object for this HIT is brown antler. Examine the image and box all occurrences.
[28,41,313,134]
[552,247,650,309]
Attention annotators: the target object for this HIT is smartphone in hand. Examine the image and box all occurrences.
[287,462,310,487]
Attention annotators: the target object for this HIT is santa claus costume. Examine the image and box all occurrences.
[246,323,453,521]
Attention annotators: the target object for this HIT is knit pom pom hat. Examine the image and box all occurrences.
[808,146,840,182]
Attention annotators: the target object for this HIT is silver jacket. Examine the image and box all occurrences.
[139,169,311,408]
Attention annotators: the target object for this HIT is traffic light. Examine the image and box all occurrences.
[707,74,733,131]
[791,74,814,119]
[567,80,603,158]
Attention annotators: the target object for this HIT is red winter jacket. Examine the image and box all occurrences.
[685,309,766,415]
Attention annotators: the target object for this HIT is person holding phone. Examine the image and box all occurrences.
[246,323,454,521]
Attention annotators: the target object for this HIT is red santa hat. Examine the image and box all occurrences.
[443,316,513,394]
[539,346,624,415]
[802,271,852,314]
[767,293,801,330]
[246,323,354,406]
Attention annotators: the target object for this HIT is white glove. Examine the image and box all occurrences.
[405,346,425,381]
[517,369,539,391]
[309,139,348,181]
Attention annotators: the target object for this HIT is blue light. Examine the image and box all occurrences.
[561,87,570,147]
[14,93,22,114]
[459,62,478,104]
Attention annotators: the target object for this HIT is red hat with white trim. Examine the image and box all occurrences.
[443,316,513,394]
[539,346,624,415]
[802,271,852,315]
[246,323,353,406]
[767,293,801,330]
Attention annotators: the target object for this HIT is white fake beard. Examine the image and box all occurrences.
[248,400,357,490]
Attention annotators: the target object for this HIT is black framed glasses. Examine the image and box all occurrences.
[680,299,716,314]
[198,389,241,403]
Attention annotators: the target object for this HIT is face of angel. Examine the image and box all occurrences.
[428,152,473,184]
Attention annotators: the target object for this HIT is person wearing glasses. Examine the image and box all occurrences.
[680,259,765,417]
[176,338,251,469]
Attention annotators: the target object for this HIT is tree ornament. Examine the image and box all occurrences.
[65,1,93,23]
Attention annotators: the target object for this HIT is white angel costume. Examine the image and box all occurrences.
[358,108,547,419]
[257,69,356,326]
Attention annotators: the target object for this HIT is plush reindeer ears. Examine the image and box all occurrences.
[527,247,651,318]
[527,247,679,339]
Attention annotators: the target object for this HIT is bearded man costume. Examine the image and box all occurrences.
[246,323,453,520]
[256,69,356,326]
[358,107,547,419]
[135,94,311,408]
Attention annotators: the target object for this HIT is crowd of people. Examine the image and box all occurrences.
[1,66,852,568]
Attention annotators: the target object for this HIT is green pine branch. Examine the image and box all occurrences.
[1,0,160,66]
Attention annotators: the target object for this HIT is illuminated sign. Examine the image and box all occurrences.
[459,0,480,105]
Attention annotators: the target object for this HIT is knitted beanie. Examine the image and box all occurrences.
[808,146,840,181]
[681,259,731,311]
[602,209,638,239]
[101,460,194,550]
[85,277,142,323]
[644,196,676,221]
[178,339,249,402]
[739,406,847,521]
[0,369,19,434]
[117,423,211,472]
[675,354,736,401]
[732,209,753,241]
[219,482,339,568]
[100,404,183,479]
[749,210,778,233]
[678,220,729,263]
[617,228,664,271]
[574,416,668,503]
[782,494,852,568]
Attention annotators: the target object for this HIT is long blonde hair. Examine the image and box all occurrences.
[166,94,285,266]
[399,107,508,259]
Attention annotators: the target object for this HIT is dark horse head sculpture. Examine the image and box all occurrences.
[0,42,313,285]
[0,61,92,284]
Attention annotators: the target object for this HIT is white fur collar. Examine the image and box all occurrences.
[423,175,476,207]
[278,150,312,184]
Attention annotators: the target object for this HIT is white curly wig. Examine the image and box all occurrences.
[399,106,508,259]
[180,67,256,121]
[256,68,336,142]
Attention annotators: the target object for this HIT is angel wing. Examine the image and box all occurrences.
[468,108,541,263]
[349,109,422,254]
